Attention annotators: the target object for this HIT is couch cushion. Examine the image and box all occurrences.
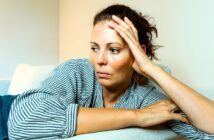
[62,126,185,140]
[8,64,55,95]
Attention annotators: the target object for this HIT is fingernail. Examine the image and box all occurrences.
[112,15,116,18]
[185,119,190,124]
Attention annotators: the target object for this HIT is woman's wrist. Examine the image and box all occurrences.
[130,109,145,127]
[129,109,139,127]
[141,61,160,78]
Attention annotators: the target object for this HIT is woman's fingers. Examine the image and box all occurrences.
[110,22,133,45]
[170,113,190,124]
[110,15,153,76]
[124,17,139,41]
[112,15,139,42]
[163,100,179,112]
[112,15,130,30]
[136,100,190,127]
[136,109,190,127]
[150,100,189,124]
[149,100,178,111]
[112,15,135,36]
[111,15,137,45]
[109,22,137,50]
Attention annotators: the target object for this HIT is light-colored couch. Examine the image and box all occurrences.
[0,64,188,140]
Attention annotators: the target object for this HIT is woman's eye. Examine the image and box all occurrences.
[110,48,120,54]
[91,47,98,52]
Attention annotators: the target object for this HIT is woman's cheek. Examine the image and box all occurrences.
[89,52,98,64]
[107,54,127,71]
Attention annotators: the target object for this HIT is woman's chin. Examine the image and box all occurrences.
[97,78,114,87]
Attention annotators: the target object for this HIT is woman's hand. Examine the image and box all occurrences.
[109,15,214,134]
[133,100,190,127]
[108,15,155,76]
[76,100,189,135]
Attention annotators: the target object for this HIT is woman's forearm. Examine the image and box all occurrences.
[75,101,191,136]
[146,64,214,133]
[75,107,136,135]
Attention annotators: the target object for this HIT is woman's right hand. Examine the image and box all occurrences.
[133,100,190,127]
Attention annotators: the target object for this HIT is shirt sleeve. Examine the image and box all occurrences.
[142,87,214,139]
[8,61,80,139]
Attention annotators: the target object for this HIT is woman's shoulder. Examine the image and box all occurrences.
[60,58,92,68]
[55,58,94,74]
[130,81,155,97]
[131,80,167,99]
[130,81,168,107]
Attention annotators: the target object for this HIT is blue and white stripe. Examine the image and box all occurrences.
[8,58,214,139]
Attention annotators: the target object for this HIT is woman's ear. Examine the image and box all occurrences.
[141,44,146,53]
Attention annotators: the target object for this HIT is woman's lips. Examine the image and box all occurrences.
[96,72,111,78]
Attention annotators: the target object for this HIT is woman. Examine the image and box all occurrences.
[8,4,214,139]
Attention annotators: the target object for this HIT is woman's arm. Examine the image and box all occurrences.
[76,108,135,135]
[145,64,214,134]
[75,101,188,135]
[142,88,214,139]
[110,15,214,134]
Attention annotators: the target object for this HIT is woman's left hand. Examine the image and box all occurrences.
[108,15,155,76]
[110,16,214,135]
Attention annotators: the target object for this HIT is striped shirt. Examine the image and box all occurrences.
[8,58,214,139]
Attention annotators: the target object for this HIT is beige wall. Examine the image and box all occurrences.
[59,0,95,61]
[59,0,150,62]
[0,0,59,79]
[59,0,214,98]
[59,0,185,61]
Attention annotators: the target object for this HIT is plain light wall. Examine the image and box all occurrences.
[59,0,214,98]
[0,0,59,79]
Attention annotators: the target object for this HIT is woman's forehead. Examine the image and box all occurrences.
[91,21,126,45]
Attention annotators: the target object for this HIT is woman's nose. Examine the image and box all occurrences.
[97,51,107,65]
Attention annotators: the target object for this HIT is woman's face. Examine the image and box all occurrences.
[89,21,134,88]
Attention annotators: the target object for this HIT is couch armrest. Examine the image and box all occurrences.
[0,80,11,95]
[62,125,185,140]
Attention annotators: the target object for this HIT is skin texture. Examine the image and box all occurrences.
[89,21,135,107]
[75,15,214,135]
[109,15,214,133]
[76,17,190,135]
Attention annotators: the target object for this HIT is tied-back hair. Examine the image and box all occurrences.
[93,4,160,85]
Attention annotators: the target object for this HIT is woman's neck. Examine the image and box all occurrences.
[102,79,132,107]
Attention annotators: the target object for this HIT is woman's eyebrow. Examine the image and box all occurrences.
[107,42,123,46]
[90,42,123,47]
[90,42,99,46]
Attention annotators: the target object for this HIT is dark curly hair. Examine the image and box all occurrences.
[93,4,160,60]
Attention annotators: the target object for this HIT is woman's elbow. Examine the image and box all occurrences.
[196,117,214,134]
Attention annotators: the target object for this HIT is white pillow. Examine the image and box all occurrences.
[8,64,56,95]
